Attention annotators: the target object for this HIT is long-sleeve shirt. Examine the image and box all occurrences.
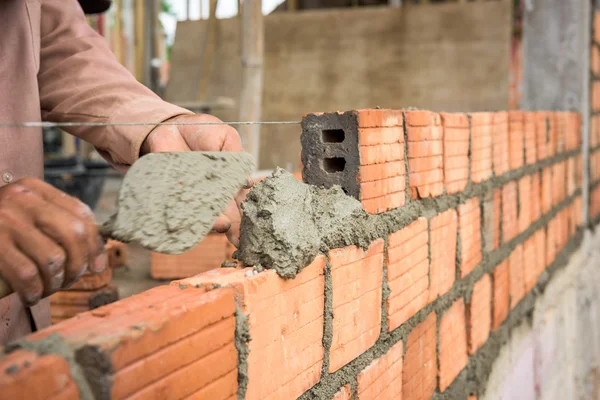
[0,0,193,343]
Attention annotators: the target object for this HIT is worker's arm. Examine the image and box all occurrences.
[38,0,250,244]
[38,0,194,169]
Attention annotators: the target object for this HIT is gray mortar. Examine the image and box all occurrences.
[75,345,114,400]
[403,113,411,205]
[101,152,254,255]
[5,334,95,400]
[234,303,251,400]
[380,238,391,335]
[321,260,334,378]
[88,286,119,310]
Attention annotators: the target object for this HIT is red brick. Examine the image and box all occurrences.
[356,109,403,128]
[0,351,74,400]
[541,167,552,214]
[531,172,541,222]
[481,191,497,252]
[387,218,430,331]
[552,161,566,206]
[151,233,234,279]
[508,111,525,170]
[362,192,405,214]
[509,245,525,308]
[502,181,518,242]
[534,112,550,160]
[359,127,403,146]
[438,299,468,391]
[565,112,581,151]
[546,219,557,266]
[518,175,532,234]
[332,385,352,400]
[177,257,326,400]
[492,112,510,175]
[329,241,383,372]
[441,113,469,194]
[593,45,600,75]
[468,275,492,354]
[493,260,509,330]
[524,112,537,164]
[357,341,403,399]
[547,113,558,156]
[360,176,405,200]
[429,209,458,301]
[470,112,493,183]
[555,112,567,153]
[68,267,112,291]
[523,236,537,293]
[402,313,437,400]
[358,161,405,183]
[360,143,404,165]
[567,156,576,196]
[458,198,482,278]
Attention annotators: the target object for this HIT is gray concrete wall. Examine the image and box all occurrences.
[166,1,512,170]
[481,229,600,400]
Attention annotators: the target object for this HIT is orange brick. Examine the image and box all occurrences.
[32,285,238,399]
[176,257,326,400]
[429,209,457,301]
[552,161,566,206]
[332,385,352,400]
[470,112,493,183]
[492,112,510,175]
[442,113,469,193]
[360,176,405,200]
[565,112,581,151]
[404,109,440,127]
[493,260,509,330]
[329,242,383,372]
[0,351,74,400]
[534,112,550,160]
[524,112,537,164]
[509,245,525,309]
[541,167,552,214]
[547,113,557,156]
[468,275,491,354]
[518,175,532,234]
[555,112,568,153]
[357,341,403,399]
[387,219,429,331]
[360,143,404,165]
[546,220,557,266]
[356,109,403,128]
[438,299,468,391]
[359,127,403,146]
[362,192,405,214]
[50,285,118,307]
[523,236,537,293]
[151,233,233,279]
[593,44,600,75]
[458,198,482,278]
[567,156,576,196]
[502,182,518,242]
[68,267,112,291]
[402,313,436,400]
[358,161,405,183]
[175,370,237,400]
[408,156,443,173]
[106,240,127,269]
[409,182,444,200]
[531,172,541,222]
[508,111,525,170]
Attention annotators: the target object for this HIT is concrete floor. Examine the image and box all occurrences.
[95,175,168,299]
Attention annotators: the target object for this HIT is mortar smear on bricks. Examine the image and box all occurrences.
[0,108,589,400]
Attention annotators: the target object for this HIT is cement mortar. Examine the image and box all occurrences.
[102,152,254,255]
[5,334,95,400]
[234,303,251,400]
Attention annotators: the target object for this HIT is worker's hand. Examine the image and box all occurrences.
[140,114,253,247]
[0,178,106,306]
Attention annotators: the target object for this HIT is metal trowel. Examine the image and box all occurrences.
[0,151,255,299]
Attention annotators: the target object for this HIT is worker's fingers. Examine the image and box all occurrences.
[10,214,67,297]
[141,125,193,154]
[212,215,232,234]
[168,114,244,153]
[0,243,44,306]
[222,201,242,248]
[243,177,254,190]
[17,178,103,272]
[14,190,90,288]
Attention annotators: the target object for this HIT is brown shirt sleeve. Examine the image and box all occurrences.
[38,0,193,168]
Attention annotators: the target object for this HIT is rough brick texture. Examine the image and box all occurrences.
[508,111,525,170]
[470,112,493,183]
[441,112,470,194]
[329,241,383,372]
[332,385,352,400]
[493,260,510,330]
[509,245,525,309]
[387,218,429,331]
[468,275,492,354]
[502,181,518,242]
[357,341,403,399]
[403,313,437,400]
[523,112,537,164]
[439,299,468,391]
[492,112,509,175]
[458,198,482,278]
[405,110,445,199]
[429,209,458,301]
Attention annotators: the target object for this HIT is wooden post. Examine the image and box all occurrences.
[238,0,264,169]
[196,0,219,101]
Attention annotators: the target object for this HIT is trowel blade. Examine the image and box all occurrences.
[101,151,255,254]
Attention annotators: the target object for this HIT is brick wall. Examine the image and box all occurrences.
[0,107,586,400]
